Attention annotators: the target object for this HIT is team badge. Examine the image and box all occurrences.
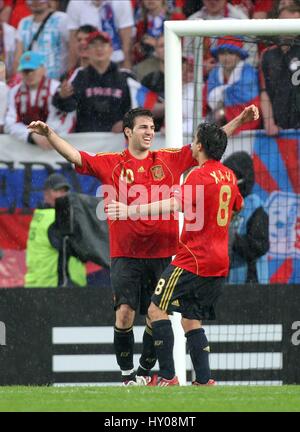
[150,165,165,181]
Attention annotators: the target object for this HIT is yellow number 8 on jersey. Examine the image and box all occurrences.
[155,278,166,295]
[217,185,232,227]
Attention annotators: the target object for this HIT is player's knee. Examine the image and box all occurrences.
[148,302,165,322]
[115,304,135,328]
[181,317,201,334]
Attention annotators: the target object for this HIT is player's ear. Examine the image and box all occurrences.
[124,127,132,138]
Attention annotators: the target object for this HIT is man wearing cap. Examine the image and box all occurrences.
[25,172,87,288]
[52,30,131,133]
[5,50,73,147]
[207,36,261,133]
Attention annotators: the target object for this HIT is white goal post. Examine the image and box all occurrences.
[165,18,300,385]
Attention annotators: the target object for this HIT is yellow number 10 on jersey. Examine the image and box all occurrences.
[217,185,232,227]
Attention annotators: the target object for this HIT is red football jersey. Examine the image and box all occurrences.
[76,146,197,258]
[172,160,243,276]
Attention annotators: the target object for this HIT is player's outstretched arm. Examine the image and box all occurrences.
[106,198,181,220]
[222,105,259,137]
[27,121,82,167]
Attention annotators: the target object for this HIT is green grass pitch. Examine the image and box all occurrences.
[0,385,299,412]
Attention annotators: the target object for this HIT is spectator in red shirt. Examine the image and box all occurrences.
[230,0,273,18]
[0,0,31,28]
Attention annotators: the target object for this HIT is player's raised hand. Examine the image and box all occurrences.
[27,120,51,137]
[106,200,130,220]
[240,105,259,124]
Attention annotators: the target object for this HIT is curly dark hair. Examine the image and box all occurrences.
[195,122,228,161]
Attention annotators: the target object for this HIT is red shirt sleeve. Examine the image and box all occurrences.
[233,190,244,212]
[75,151,116,183]
[157,145,198,177]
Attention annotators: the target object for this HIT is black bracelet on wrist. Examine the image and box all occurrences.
[27,132,36,145]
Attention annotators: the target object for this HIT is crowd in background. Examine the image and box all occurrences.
[0,0,300,148]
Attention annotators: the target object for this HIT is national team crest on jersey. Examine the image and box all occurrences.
[150,165,165,181]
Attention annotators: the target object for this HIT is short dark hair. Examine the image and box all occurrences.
[122,108,154,139]
[76,24,98,35]
[195,122,228,161]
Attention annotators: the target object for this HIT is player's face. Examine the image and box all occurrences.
[191,134,200,159]
[129,116,155,152]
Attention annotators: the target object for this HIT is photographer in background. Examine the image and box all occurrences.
[25,173,87,288]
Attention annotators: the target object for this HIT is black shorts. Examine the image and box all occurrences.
[151,264,225,320]
[110,257,172,315]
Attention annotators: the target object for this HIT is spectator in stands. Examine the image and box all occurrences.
[70,25,98,74]
[49,0,69,11]
[0,61,8,133]
[25,172,86,288]
[230,0,273,18]
[182,55,197,138]
[260,5,300,135]
[181,0,203,17]
[133,33,164,82]
[141,35,165,99]
[207,36,260,133]
[184,0,252,77]
[56,25,98,134]
[13,0,69,80]
[223,151,269,284]
[0,0,31,28]
[270,0,300,17]
[0,2,18,81]
[5,51,72,147]
[66,0,134,71]
[52,31,132,133]
[133,0,185,64]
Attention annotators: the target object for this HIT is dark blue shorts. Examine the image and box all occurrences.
[151,264,225,320]
[110,257,172,315]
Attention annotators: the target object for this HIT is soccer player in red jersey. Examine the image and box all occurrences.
[28,106,257,385]
[107,122,244,386]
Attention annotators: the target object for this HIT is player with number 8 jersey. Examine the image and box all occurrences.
[172,159,243,276]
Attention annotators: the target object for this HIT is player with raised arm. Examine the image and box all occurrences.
[28,105,258,386]
[107,122,244,386]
